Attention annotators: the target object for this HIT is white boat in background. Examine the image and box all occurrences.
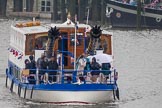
[5,18,119,104]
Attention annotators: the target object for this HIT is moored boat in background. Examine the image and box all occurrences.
[107,0,162,28]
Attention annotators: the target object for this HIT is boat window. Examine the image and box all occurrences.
[100,36,112,54]
[96,38,103,50]
[102,39,108,53]
[70,33,83,46]
[35,36,48,50]
[85,35,111,54]
[26,35,34,53]
[84,37,103,50]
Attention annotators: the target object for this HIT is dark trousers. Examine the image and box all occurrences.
[48,71,57,82]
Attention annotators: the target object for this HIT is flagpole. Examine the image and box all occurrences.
[86,8,89,25]
[74,14,77,70]
[74,25,76,70]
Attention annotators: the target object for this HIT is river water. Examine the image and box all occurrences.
[0,19,162,108]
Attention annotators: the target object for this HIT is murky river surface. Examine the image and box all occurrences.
[0,19,162,108]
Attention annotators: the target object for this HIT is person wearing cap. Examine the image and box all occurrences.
[25,59,30,69]
[22,59,30,83]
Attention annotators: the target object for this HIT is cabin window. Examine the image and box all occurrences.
[35,36,48,50]
[95,38,109,53]
[100,36,112,54]
[41,0,51,12]
[85,36,111,54]
[25,35,48,55]
[70,33,83,46]
[26,35,34,53]
[96,39,103,50]
[102,39,108,53]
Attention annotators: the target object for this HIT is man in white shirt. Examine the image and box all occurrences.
[76,53,87,83]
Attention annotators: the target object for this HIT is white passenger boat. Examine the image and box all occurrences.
[5,18,119,104]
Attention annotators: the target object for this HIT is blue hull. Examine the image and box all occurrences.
[5,68,119,103]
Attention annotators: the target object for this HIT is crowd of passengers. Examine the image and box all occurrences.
[23,53,111,84]
[117,0,162,9]
[24,53,58,84]
[76,53,111,84]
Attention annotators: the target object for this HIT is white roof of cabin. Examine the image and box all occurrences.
[11,19,112,36]
[50,18,92,29]
[51,18,113,36]
[102,30,113,36]
[11,25,49,35]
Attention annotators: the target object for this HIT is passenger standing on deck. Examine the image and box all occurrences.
[22,59,30,83]
[29,55,36,74]
[84,53,91,72]
[25,59,30,69]
[48,56,58,83]
[84,53,91,83]
[77,53,87,83]
[37,53,48,83]
[90,57,101,83]
[28,55,36,84]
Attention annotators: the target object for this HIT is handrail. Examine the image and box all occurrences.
[11,68,117,85]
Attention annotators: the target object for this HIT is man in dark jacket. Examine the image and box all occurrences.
[25,59,30,69]
[48,56,58,83]
[28,55,36,84]
[29,55,36,74]
[37,53,48,83]
[90,57,101,83]
[91,57,101,75]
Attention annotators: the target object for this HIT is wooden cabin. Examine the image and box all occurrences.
[50,20,113,69]
[9,20,113,71]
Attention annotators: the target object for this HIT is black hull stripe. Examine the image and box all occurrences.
[107,1,162,18]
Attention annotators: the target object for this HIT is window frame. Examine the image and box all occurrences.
[41,0,51,12]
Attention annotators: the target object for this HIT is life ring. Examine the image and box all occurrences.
[156,17,161,22]
[116,12,121,18]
